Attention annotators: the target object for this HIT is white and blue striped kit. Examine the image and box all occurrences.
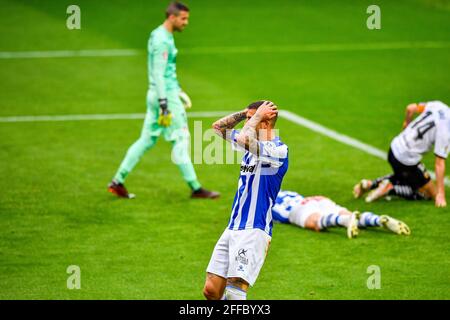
[228,130,289,236]
[271,190,305,223]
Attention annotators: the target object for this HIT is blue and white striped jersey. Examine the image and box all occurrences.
[272,190,304,223]
[228,130,289,236]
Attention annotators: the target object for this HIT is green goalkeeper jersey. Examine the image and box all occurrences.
[148,25,180,100]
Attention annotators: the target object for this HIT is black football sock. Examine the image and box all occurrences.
[370,174,394,189]
[388,185,426,200]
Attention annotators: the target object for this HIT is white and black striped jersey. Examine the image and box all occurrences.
[391,101,450,165]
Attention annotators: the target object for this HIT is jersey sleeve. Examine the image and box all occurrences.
[149,39,169,100]
[423,101,444,113]
[229,129,246,152]
[434,121,450,159]
[258,140,288,168]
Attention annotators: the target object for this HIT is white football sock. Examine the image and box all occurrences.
[224,285,247,300]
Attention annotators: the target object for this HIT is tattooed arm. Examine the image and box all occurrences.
[212,110,247,141]
[235,111,262,155]
[235,101,278,156]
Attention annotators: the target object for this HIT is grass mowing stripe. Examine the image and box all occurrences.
[2,109,448,186]
[0,49,141,59]
[1,41,449,59]
[0,111,230,122]
[182,41,450,55]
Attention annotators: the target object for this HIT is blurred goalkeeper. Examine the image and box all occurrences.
[108,2,219,199]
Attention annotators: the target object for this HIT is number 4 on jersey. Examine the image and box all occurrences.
[411,111,435,140]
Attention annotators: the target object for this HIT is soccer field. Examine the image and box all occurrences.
[0,0,449,300]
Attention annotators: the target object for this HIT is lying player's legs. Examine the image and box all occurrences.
[293,198,410,235]
[319,197,410,235]
[289,201,321,230]
[358,211,381,228]
[318,207,354,230]
[307,200,359,238]
[303,212,323,231]
[291,199,352,231]
[113,113,159,183]
[358,211,410,235]
[317,199,352,229]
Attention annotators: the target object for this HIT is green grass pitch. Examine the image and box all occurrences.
[0,0,449,299]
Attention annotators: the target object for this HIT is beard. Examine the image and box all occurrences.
[174,24,186,32]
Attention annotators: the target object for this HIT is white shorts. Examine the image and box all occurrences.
[288,196,346,227]
[206,228,271,287]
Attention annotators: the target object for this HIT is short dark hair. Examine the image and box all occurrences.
[246,100,278,126]
[166,1,189,18]
[247,100,265,110]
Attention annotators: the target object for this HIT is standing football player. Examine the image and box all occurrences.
[203,101,288,300]
[108,1,219,199]
[354,101,449,207]
[272,190,410,238]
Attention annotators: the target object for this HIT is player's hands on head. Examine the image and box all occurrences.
[158,98,172,127]
[435,193,447,208]
[256,100,278,121]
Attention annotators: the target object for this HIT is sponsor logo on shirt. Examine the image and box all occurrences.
[240,164,256,173]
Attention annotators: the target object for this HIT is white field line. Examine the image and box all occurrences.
[1,41,449,59]
[279,110,449,186]
[0,111,229,123]
[279,110,387,159]
[0,49,140,59]
[0,109,448,185]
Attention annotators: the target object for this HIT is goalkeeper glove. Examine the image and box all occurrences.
[157,98,172,127]
[179,90,192,109]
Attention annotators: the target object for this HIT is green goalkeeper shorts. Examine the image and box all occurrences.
[145,88,188,142]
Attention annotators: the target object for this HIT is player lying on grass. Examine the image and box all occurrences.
[272,191,410,238]
[354,101,449,208]
[203,101,288,300]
